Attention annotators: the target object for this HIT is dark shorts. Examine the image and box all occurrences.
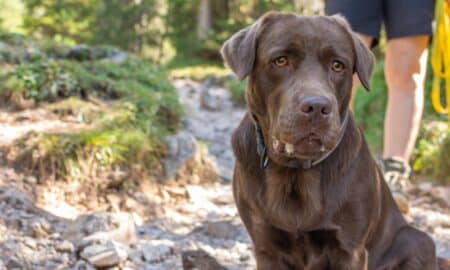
[325,0,434,46]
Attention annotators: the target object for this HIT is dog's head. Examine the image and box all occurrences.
[221,12,374,164]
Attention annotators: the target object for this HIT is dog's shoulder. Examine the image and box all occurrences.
[231,113,260,170]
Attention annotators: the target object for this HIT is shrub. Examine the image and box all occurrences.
[413,122,450,183]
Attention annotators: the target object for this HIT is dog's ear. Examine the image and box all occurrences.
[331,15,375,91]
[220,20,262,80]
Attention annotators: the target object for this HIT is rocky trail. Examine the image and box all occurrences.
[0,78,449,269]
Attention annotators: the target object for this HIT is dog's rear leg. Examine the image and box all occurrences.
[376,226,437,270]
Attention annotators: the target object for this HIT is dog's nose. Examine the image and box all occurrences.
[299,96,332,118]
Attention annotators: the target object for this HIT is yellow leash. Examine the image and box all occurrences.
[431,0,450,119]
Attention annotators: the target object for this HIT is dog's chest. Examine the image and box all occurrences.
[259,169,324,231]
[267,225,339,269]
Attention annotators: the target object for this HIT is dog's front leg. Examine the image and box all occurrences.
[332,248,368,270]
[254,248,291,270]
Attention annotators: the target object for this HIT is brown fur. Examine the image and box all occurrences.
[222,12,439,269]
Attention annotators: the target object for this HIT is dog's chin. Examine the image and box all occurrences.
[269,133,338,164]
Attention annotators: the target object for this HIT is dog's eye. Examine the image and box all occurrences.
[274,56,289,67]
[331,60,345,72]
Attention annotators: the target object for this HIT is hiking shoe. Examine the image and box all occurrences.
[381,157,412,214]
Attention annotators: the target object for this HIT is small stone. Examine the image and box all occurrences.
[6,257,23,269]
[24,176,37,184]
[23,238,37,249]
[80,241,128,268]
[141,240,173,263]
[73,260,95,270]
[30,219,51,238]
[128,249,143,263]
[181,249,227,270]
[203,220,238,239]
[64,212,137,248]
[162,131,197,181]
[108,52,129,63]
[200,86,232,111]
[56,240,75,253]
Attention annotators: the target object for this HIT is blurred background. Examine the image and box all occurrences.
[0,1,448,269]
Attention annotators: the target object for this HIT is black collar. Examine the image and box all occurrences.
[252,111,350,170]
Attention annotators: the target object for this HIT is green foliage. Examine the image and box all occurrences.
[353,62,387,152]
[166,0,295,62]
[22,0,162,55]
[89,0,161,53]
[23,0,97,43]
[413,122,450,183]
[9,60,78,101]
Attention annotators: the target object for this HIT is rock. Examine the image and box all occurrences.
[24,175,37,184]
[64,212,137,248]
[23,238,37,249]
[56,240,75,253]
[79,240,128,268]
[5,257,26,270]
[432,186,450,207]
[200,86,232,111]
[72,260,95,270]
[24,47,45,61]
[203,220,239,239]
[107,52,129,63]
[181,249,227,270]
[0,187,35,211]
[162,131,197,181]
[66,45,92,61]
[141,240,174,263]
[128,249,143,263]
[29,218,51,238]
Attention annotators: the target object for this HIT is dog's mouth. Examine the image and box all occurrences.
[270,132,336,160]
[299,133,323,148]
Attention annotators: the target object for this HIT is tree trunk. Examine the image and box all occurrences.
[197,0,211,41]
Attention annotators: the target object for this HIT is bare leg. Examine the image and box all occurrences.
[383,36,429,161]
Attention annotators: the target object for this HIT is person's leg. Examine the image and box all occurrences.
[383,0,434,162]
[383,36,429,161]
[381,0,434,213]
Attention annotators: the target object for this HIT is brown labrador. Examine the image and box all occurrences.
[221,12,445,270]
